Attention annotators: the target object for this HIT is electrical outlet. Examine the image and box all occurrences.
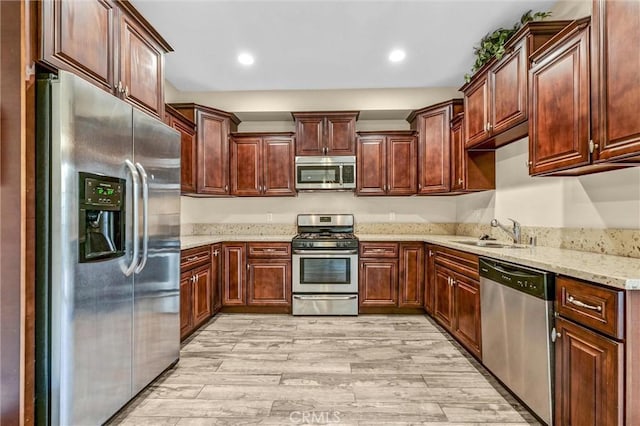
[267,213,273,223]
[389,212,396,221]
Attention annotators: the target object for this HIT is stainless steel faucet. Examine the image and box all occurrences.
[491,218,521,244]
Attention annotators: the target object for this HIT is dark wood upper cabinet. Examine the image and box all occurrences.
[450,113,496,193]
[292,112,358,156]
[591,0,640,163]
[230,133,296,197]
[118,10,165,117]
[356,131,417,196]
[170,104,240,195]
[39,0,172,118]
[165,105,197,194]
[529,19,592,176]
[408,100,462,194]
[460,21,570,149]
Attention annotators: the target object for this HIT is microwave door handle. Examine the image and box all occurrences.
[339,164,343,186]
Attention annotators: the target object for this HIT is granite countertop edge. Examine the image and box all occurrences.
[181,233,640,290]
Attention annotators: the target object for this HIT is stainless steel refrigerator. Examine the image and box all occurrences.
[35,71,181,425]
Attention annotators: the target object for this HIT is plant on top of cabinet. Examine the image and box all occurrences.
[39,0,173,118]
[169,103,240,195]
[460,20,570,150]
[229,133,296,197]
[292,111,359,156]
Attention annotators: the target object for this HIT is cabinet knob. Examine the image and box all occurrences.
[418,183,422,190]
[458,178,463,185]
[117,81,124,94]
[383,184,387,192]
[225,184,229,192]
[246,263,250,270]
[125,85,129,97]
[486,122,492,132]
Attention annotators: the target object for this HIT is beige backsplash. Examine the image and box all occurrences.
[182,222,640,259]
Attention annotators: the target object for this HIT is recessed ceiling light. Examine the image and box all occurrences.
[388,49,406,63]
[238,53,255,66]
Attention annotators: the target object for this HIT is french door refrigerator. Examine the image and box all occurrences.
[35,71,181,425]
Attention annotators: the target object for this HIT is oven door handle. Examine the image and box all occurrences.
[293,250,358,255]
[293,295,358,301]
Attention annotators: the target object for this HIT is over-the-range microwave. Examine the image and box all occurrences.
[295,156,356,190]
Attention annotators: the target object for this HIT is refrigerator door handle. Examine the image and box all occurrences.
[124,160,140,276]
[134,162,149,273]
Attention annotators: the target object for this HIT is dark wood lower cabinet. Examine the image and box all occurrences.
[427,245,481,358]
[554,317,623,426]
[222,243,246,306]
[359,258,398,308]
[211,244,222,313]
[179,270,193,339]
[358,242,423,313]
[247,259,291,307]
[191,265,211,326]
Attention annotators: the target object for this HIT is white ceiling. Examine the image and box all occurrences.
[132,0,557,92]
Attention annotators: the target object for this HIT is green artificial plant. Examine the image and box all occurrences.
[464,10,552,83]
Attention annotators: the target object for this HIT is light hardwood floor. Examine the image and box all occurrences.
[110,314,540,425]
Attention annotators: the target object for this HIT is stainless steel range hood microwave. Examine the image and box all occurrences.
[295,156,356,191]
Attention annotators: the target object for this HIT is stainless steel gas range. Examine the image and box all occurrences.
[291,214,358,315]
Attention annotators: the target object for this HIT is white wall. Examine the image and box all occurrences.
[456,138,640,229]
[181,192,457,225]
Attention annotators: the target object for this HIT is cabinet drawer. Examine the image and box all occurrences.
[556,276,624,340]
[181,246,211,269]
[432,245,479,280]
[247,242,291,258]
[360,242,399,258]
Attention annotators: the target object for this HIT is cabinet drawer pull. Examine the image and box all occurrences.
[567,295,602,312]
[186,255,203,262]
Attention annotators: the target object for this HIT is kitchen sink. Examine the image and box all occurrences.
[454,240,528,248]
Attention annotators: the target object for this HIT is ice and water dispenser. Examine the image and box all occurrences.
[78,172,125,262]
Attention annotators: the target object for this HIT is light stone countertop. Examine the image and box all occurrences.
[182,233,640,290]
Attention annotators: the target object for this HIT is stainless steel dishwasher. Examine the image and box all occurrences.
[479,257,555,425]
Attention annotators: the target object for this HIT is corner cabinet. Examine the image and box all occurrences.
[164,105,197,193]
[356,131,417,196]
[229,133,296,197]
[170,104,240,195]
[450,112,495,193]
[180,246,214,340]
[460,21,570,149]
[408,100,463,194]
[359,242,424,313]
[292,112,359,156]
[39,0,172,118]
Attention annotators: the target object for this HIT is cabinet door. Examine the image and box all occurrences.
[529,26,590,175]
[119,12,164,117]
[387,135,417,195]
[179,271,193,340]
[326,114,357,155]
[198,112,230,195]
[433,264,454,330]
[554,318,622,426]
[359,259,398,308]
[263,136,295,196]
[41,0,116,93]
[222,243,246,306]
[172,118,197,194]
[592,0,640,161]
[295,116,324,156]
[247,259,291,307]
[450,115,465,192]
[230,136,262,196]
[490,42,527,135]
[424,246,436,315]
[211,244,222,313]
[464,75,490,148]
[417,107,451,193]
[356,136,386,195]
[452,273,481,358]
[192,265,212,327]
[398,243,424,308]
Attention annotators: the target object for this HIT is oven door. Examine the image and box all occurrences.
[292,250,358,294]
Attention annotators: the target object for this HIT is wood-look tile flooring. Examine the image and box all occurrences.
[110,314,540,425]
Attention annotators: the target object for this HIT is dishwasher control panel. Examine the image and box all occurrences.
[479,258,554,300]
